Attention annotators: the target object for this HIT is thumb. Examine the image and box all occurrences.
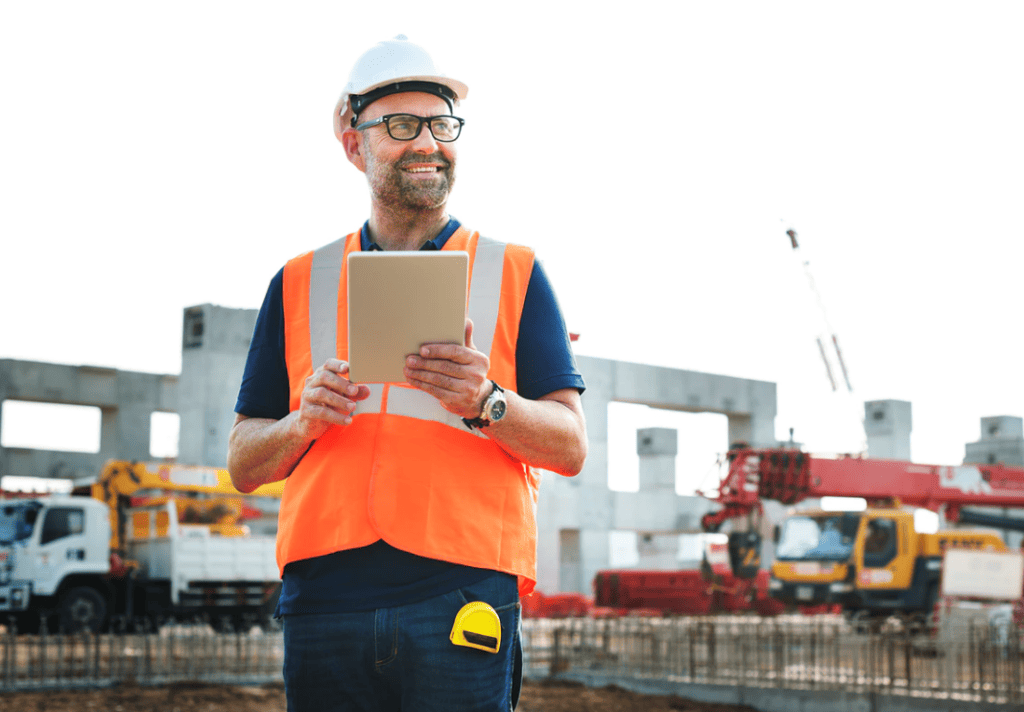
[464,318,475,350]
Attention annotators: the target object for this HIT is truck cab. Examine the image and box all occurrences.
[769,505,1006,626]
[0,496,112,631]
[769,509,860,606]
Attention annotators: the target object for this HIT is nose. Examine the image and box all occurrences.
[409,123,440,152]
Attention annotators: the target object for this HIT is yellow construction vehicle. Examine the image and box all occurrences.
[703,447,1024,628]
[90,460,284,550]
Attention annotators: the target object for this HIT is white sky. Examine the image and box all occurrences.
[3,2,1024,491]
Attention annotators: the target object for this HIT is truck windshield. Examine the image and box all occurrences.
[0,503,40,544]
[776,513,859,561]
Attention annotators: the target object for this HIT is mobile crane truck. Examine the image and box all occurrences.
[0,461,284,633]
[701,446,1024,629]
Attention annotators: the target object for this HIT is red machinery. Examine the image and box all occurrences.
[700,446,1024,622]
[593,541,786,617]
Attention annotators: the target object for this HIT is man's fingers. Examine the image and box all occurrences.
[308,361,372,400]
[323,358,351,374]
[406,354,468,378]
[417,344,478,365]
[305,386,356,412]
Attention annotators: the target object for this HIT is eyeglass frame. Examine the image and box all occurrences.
[353,113,466,142]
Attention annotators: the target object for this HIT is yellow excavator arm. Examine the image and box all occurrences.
[92,461,285,551]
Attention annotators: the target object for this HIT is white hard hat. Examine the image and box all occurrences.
[333,35,469,142]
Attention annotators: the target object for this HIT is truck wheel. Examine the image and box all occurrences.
[59,586,107,634]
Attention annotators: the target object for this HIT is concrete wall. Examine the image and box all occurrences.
[537,355,778,594]
[0,358,177,482]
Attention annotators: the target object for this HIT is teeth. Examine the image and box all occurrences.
[406,167,437,173]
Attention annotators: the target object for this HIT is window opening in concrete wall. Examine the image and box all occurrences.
[150,412,180,459]
[0,400,101,453]
[607,402,728,495]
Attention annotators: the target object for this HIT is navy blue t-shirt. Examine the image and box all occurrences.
[235,218,585,615]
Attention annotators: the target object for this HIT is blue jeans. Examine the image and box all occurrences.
[282,572,522,711]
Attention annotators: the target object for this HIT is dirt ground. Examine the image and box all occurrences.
[0,679,758,712]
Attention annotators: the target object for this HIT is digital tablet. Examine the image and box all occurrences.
[347,251,468,383]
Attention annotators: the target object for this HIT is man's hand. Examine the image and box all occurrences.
[294,359,372,440]
[404,319,491,419]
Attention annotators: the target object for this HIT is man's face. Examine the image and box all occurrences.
[348,92,457,211]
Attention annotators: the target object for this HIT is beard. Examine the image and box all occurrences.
[366,151,456,210]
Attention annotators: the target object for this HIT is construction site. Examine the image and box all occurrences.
[3,287,1024,712]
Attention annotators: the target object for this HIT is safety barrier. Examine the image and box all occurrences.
[521,615,1024,706]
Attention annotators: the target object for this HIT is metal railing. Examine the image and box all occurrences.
[521,615,1024,706]
[3,613,1021,705]
[0,619,284,691]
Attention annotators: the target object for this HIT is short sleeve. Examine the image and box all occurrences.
[235,268,291,420]
[514,261,586,401]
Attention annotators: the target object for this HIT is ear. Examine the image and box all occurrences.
[341,128,367,173]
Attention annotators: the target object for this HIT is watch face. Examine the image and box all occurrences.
[488,399,507,421]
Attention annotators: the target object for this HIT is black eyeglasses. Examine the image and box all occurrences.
[354,114,465,142]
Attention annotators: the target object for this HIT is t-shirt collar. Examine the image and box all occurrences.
[360,217,462,252]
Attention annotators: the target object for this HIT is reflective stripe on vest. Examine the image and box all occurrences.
[278,227,539,596]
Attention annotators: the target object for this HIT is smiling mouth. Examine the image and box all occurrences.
[404,166,441,173]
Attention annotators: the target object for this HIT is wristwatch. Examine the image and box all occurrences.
[463,381,507,429]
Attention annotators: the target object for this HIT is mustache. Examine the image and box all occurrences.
[397,153,451,169]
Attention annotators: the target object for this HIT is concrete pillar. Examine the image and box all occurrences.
[558,529,581,593]
[637,427,676,491]
[864,400,912,460]
[635,428,679,568]
[963,416,1024,549]
[578,528,610,596]
[965,416,1024,466]
[177,305,257,466]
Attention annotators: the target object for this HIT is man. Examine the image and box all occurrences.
[227,36,587,712]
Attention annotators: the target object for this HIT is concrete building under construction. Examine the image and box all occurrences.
[2,303,1023,594]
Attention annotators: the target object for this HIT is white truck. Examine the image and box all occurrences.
[0,462,282,633]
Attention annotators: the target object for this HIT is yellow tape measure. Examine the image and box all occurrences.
[450,601,501,654]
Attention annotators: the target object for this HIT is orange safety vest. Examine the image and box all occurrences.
[278,226,540,596]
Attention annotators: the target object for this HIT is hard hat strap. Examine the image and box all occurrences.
[349,81,456,126]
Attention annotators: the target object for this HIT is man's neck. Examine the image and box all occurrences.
[367,206,450,251]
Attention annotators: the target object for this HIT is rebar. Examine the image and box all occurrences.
[519,615,1024,705]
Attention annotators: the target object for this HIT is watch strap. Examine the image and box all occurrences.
[462,381,504,430]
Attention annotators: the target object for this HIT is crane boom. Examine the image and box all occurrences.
[702,446,1024,531]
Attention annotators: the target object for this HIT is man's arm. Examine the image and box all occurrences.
[227,359,371,492]
[486,387,586,476]
[404,320,587,476]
